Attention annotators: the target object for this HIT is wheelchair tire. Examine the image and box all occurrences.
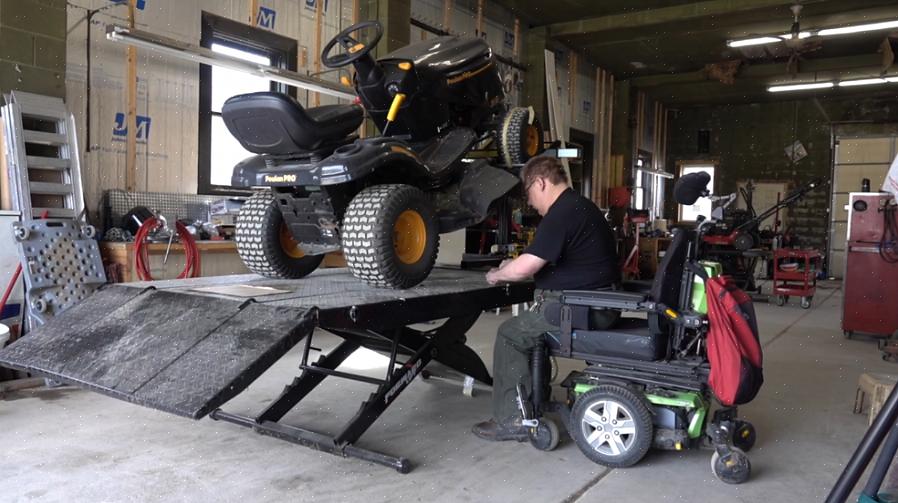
[236,190,325,279]
[733,420,756,452]
[711,447,751,484]
[529,418,560,452]
[569,385,653,468]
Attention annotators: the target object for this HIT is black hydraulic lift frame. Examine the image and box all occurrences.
[208,278,534,473]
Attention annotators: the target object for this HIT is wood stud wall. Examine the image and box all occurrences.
[592,68,615,206]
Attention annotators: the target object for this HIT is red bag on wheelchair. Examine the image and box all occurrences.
[705,275,764,406]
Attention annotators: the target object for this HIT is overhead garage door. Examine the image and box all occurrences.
[829,136,897,278]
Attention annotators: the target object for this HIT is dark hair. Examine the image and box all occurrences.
[520,155,569,187]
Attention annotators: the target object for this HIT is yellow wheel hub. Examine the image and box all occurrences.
[525,125,540,157]
[393,210,427,265]
[279,224,305,259]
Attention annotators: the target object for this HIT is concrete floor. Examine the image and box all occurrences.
[1,282,894,502]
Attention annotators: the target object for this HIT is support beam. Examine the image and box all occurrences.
[549,0,802,38]
[313,0,324,107]
[362,0,411,56]
[125,0,138,192]
[249,0,259,26]
[442,0,452,33]
[521,26,548,127]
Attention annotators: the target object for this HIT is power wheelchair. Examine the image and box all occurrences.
[518,172,757,484]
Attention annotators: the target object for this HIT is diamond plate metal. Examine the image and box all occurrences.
[13,219,106,325]
[0,285,316,419]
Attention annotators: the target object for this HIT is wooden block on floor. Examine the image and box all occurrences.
[856,373,898,425]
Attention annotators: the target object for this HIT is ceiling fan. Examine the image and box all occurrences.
[781,4,824,75]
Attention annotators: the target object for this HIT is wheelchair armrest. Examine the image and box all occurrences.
[561,290,655,311]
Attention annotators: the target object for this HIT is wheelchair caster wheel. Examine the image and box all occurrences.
[711,447,751,484]
[529,418,560,451]
[733,421,756,452]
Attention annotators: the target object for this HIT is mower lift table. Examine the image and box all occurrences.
[0,268,533,473]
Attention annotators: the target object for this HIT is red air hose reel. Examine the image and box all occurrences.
[134,216,201,281]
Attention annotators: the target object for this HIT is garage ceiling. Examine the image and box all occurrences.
[493,0,898,105]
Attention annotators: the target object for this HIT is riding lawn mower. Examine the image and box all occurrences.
[223,21,543,288]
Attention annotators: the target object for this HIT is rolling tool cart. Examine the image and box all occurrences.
[771,248,821,309]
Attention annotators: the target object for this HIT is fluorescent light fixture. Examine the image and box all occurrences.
[886,77,898,83]
[838,78,887,87]
[727,36,783,48]
[767,82,834,93]
[777,31,813,40]
[819,19,898,36]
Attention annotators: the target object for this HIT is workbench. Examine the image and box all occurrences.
[99,241,346,282]
[0,268,533,472]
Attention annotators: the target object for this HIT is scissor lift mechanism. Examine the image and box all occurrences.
[0,268,533,473]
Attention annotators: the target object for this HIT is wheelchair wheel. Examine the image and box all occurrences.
[733,421,756,452]
[569,385,653,468]
[529,418,560,452]
[711,447,751,484]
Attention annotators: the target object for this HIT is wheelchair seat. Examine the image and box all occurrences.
[545,228,693,362]
[545,317,667,361]
[222,92,364,154]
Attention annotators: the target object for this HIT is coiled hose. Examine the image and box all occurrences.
[134,217,200,280]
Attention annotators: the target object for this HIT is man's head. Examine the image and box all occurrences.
[520,156,570,216]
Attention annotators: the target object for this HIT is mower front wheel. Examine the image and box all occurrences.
[342,184,440,289]
[236,191,324,279]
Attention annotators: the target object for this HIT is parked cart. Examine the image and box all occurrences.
[772,248,821,309]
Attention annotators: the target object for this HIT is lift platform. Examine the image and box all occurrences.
[0,267,533,472]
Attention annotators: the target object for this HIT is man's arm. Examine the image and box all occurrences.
[486,253,547,285]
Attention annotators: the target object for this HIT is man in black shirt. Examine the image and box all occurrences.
[473,156,619,442]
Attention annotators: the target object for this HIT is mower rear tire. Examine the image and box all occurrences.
[236,191,325,279]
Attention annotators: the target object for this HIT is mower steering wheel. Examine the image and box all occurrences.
[321,21,383,68]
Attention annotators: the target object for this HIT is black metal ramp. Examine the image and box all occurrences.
[0,285,316,419]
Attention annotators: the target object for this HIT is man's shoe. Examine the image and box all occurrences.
[472,419,529,442]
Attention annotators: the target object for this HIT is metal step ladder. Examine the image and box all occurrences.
[2,90,84,219]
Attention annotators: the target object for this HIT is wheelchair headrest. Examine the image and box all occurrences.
[674,172,711,205]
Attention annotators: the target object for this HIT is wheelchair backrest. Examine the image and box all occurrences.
[648,228,692,334]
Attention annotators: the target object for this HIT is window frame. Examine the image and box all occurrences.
[677,161,718,222]
[197,12,298,196]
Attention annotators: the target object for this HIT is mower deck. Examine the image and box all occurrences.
[0,267,533,472]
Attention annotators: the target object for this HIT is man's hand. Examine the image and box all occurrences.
[484,254,547,285]
[486,267,501,285]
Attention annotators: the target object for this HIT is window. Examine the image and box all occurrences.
[198,13,297,195]
[633,151,666,219]
[678,164,715,221]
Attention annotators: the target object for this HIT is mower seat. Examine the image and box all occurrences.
[222,92,364,154]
